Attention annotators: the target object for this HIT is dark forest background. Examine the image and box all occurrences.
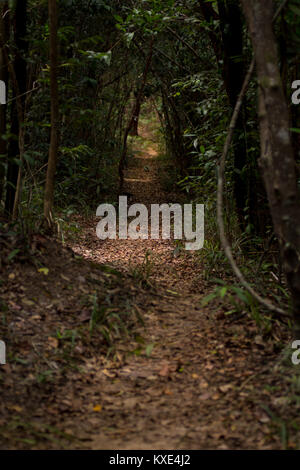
[0,1,300,356]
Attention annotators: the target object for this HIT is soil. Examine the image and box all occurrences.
[0,118,297,450]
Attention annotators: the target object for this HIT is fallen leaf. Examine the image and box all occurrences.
[212,393,220,400]
[123,398,137,409]
[199,379,209,389]
[38,268,49,276]
[259,414,270,424]
[31,315,41,321]
[219,384,233,393]
[48,337,59,349]
[21,299,35,307]
[10,405,23,413]
[158,363,170,377]
[102,369,116,378]
[199,392,211,400]
[93,405,102,412]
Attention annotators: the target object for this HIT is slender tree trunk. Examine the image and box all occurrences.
[218,1,249,227]
[5,102,18,215]
[11,0,29,221]
[167,92,188,175]
[198,0,222,66]
[199,0,253,229]
[5,0,27,217]
[0,2,9,203]
[241,0,300,335]
[130,96,141,136]
[129,86,143,136]
[44,0,59,224]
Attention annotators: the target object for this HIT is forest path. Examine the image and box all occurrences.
[0,114,287,450]
[67,117,283,450]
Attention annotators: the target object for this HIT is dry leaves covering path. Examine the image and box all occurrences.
[65,120,292,450]
[0,117,295,450]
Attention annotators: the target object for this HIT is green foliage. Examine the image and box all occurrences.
[89,292,143,345]
[0,0,295,336]
[128,250,155,289]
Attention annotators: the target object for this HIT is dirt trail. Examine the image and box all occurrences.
[68,120,287,450]
[0,117,292,450]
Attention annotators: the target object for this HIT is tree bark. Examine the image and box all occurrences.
[241,0,300,335]
[5,0,27,216]
[129,89,142,137]
[198,0,222,65]
[199,0,250,229]
[44,0,59,224]
[218,0,250,227]
[0,2,9,203]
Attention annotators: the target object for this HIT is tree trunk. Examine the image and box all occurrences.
[44,0,59,224]
[199,0,252,230]
[129,90,142,137]
[11,0,29,220]
[197,1,222,66]
[0,2,9,203]
[241,0,300,335]
[5,0,27,217]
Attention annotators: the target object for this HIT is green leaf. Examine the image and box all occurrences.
[114,14,123,23]
[290,4,300,16]
[201,291,218,306]
[231,287,250,304]
[219,286,227,298]
[38,267,49,276]
[7,249,20,262]
[145,343,154,357]
[125,32,134,47]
